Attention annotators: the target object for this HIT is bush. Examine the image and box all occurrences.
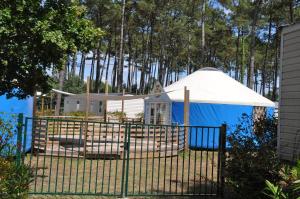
[263,160,300,199]
[0,113,17,156]
[0,158,33,199]
[225,114,281,199]
[0,113,33,198]
[107,111,126,121]
[135,112,144,120]
[66,111,95,117]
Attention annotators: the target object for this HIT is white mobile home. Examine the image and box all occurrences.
[278,23,300,162]
[63,93,144,118]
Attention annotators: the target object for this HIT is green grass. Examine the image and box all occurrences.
[25,151,219,197]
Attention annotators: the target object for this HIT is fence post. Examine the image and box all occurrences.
[183,86,190,150]
[22,118,28,163]
[124,123,131,197]
[16,113,24,166]
[121,123,129,198]
[220,124,227,198]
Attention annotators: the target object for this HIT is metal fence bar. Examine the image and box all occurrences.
[41,119,49,192]
[120,123,128,197]
[16,113,23,166]
[61,121,69,193]
[220,124,227,198]
[21,117,224,197]
[22,116,28,163]
[94,122,102,193]
[124,124,131,197]
[34,119,43,192]
[68,121,76,192]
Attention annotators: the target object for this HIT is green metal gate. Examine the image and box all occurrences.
[17,115,226,197]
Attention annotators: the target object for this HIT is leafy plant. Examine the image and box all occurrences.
[0,113,33,198]
[62,76,86,94]
[0,159,33,199]
[0,113,17,156]
[0,0,103,98]
[66,111,95,117]
[225,114,281,199]
[107,111,126,121]
[263,180,287,199]
[135,112,144,120]
[263,160,300,199]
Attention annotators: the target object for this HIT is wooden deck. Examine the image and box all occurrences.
[31,120,185,159]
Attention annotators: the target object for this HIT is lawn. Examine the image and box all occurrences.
[25,150,220,197]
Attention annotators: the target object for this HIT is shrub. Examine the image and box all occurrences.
[107,111,126,121]
[225,114,281,199]
[135,112,144,120]
[66,111,95,117]
[0,158,33,199]
[0,113,17,156]
[263,160,300,199]
[0,113,33,198]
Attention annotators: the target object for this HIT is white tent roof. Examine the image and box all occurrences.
[164,68,275,107]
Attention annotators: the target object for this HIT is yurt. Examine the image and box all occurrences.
[144,67,275,148]
[0,94,33,151]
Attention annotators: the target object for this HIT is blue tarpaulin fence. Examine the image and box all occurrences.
[0,94,33,152]
[172,102,274,149]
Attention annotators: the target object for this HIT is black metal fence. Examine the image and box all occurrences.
[16,116,226,197]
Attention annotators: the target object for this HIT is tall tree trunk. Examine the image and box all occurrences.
[117,0,126,92]
[247,0,262,89]
[262,15,272,96]
[289,0,294,23]
[66,56,71,79]
[89,50,96,90]
[272,26,280,101]
[79,53,86,81]
[127,30,132,92]
[71,52,77,77]
[112,22,118,91]
[240,33,245,84]
[105,41,112,82]
[201,0,205,68]
[127,54,132,92]
[235,28,240,80]
[55,69,65,116]
[94,43,101,93]
[112,56,118,91]
[254,68,258,92]
[99,49,108,89]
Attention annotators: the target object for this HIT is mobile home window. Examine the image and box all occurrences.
[99,101,103,113]
[76,100,80,110]
[148,102,169,125]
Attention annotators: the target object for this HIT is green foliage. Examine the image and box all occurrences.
[225,114,281,199]
[66,111,95,117]
[0,0,103,98]
[135,112,144,119]
[0,159,33,199]
[0,113,33,198]
[89,80,113,93]
[0,113,17,156]
[63,75,86,94]
[263,160,300,199]
[107,111,126,121]
[263,180,287,199]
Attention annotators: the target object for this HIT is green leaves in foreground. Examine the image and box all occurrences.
[263,180,287,199]
[0,0,104,98]
[264,160,300,199]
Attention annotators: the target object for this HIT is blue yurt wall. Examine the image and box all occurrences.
[0,94,33,152]
[163,68,275,149]
[171,102,274,148]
